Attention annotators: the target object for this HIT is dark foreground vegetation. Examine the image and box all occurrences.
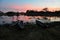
[0,22,60,40]
[0,8,60,40]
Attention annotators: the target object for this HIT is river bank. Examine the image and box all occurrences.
[0,23,60,40]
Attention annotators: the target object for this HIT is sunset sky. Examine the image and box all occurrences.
[0,0,60,12]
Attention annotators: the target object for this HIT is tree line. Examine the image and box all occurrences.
[0,8,60,17]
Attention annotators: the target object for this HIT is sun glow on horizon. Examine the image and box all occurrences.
[0,0,60,12]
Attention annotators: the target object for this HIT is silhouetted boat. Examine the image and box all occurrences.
[17,20,24,29]
[36,17,51,28]
[36,17,60,28]
[36,20,49,28]
[11,20,24,29]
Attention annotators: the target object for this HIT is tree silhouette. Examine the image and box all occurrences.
[25,8,60,16]
[42,8,48,12]
[5,11,16,16]
[5,11,20,21]
[0,11,4,16]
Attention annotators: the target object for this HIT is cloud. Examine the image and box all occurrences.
[1,4,60,12]
[9,4,44,12]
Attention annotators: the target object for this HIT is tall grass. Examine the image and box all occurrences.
[0,23,60,40]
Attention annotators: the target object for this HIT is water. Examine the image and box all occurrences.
[0,15,60,24]
[0,16,12,24]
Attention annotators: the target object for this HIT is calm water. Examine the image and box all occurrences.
[0,15,60,24]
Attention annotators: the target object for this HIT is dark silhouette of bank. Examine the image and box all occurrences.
[0,8,60,40]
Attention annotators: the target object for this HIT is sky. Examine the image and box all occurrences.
[0,0,60,12]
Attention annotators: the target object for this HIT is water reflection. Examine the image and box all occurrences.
[0,16,12,24]
[0,15,60,24]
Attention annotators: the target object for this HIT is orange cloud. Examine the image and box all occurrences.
[10,4,60,12]
[10,4,43,12]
